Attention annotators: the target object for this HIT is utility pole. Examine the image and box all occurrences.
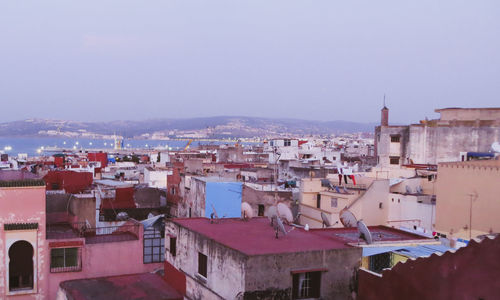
[467,191,478,240]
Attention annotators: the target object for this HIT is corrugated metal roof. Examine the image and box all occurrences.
[393,244,452,258]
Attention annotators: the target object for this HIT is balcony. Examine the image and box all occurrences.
[47,222,140,244]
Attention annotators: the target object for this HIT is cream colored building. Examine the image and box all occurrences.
[299,174,436,233]
[435,159,500,240]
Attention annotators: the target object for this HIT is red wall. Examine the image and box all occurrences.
[101,187,136,209]
[164,261,186,296]
[358,237,500,300]
[44,170,93,194]
[88,152,108,168]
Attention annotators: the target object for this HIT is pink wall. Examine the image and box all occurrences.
[46,225,163,299]
[0,186,47,299]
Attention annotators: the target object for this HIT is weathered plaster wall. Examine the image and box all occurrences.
[244,248,361,300]
[241,185,292,217]
[165,222,246,300]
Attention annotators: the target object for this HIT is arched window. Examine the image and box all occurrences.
[9,240,34,291]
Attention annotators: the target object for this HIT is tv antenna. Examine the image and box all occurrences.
[210,203,219,223]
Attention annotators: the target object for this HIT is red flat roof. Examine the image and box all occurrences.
[172,218,429,256]
[59,273,182,300]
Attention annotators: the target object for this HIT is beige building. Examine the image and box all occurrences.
[299,175,436,233]
[375,107,500,167]
[435,159,500,240]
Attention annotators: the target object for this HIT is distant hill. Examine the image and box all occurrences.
[0,117,376,138]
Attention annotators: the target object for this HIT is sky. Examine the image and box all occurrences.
[1,1,499,124]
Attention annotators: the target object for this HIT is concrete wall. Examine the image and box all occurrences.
[375,126,409,167]
[165,222,246,300]
[349,180,390,226]
[435,160,500,239]
[0,186,47,299]
[70,194,96,228]
[387,193,435,232]
[244,248,361,300]
[437,108,500,121]
[241,185,292,217]
[408,124,500,165]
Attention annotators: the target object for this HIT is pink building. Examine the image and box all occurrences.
[0,171,164,299]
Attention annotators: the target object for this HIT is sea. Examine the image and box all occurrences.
[0,137,249,157]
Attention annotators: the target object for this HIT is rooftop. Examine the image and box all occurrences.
[171,217,428,256]
[59,273,182,300]
[0,170,44,187]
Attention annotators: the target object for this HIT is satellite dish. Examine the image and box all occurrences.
[321,212,331,228]
[339,209,358,228]
[405,186,412,194]
[241,202,254,220]
[267,205,278,224]
[273,215,289,239]
[116,212,129,221]
[357,220,373,244]
[277,203,293,223]
[492,142,500,153]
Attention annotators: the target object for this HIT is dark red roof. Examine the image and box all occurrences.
[172,217,350,255]
[172,218,429,256]
[60,273,183,300]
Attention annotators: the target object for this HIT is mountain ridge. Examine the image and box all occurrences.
[0,116,376,138]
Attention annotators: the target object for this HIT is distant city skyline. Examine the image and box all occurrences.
[1,1,499,124]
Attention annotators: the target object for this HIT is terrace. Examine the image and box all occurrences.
[46,221,140,244]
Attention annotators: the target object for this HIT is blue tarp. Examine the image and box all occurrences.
[467,152,494,158]
[205,182,242,218]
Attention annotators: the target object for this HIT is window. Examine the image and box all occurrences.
[144,227,165,263]
[292,272,321,299]
[369,253,392,273]
[331,198,338,208]
[284,139,291,147]
[379,202,383,209]
[390,135,400,143]
[258,205,265,217]
[316,194,321,209]
[169,237,177,257]
[50,247,81,273]
[198,252,208,278]
[389,156,400,165]
[9,241,34,291]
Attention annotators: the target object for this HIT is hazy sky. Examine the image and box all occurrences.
[1,1,499,124]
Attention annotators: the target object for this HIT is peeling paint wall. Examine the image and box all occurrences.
[165,222,246,300]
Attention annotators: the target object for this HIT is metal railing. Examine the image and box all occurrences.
[47,222,140,243]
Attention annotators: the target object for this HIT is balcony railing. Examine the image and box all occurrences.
[47,222,140,244]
